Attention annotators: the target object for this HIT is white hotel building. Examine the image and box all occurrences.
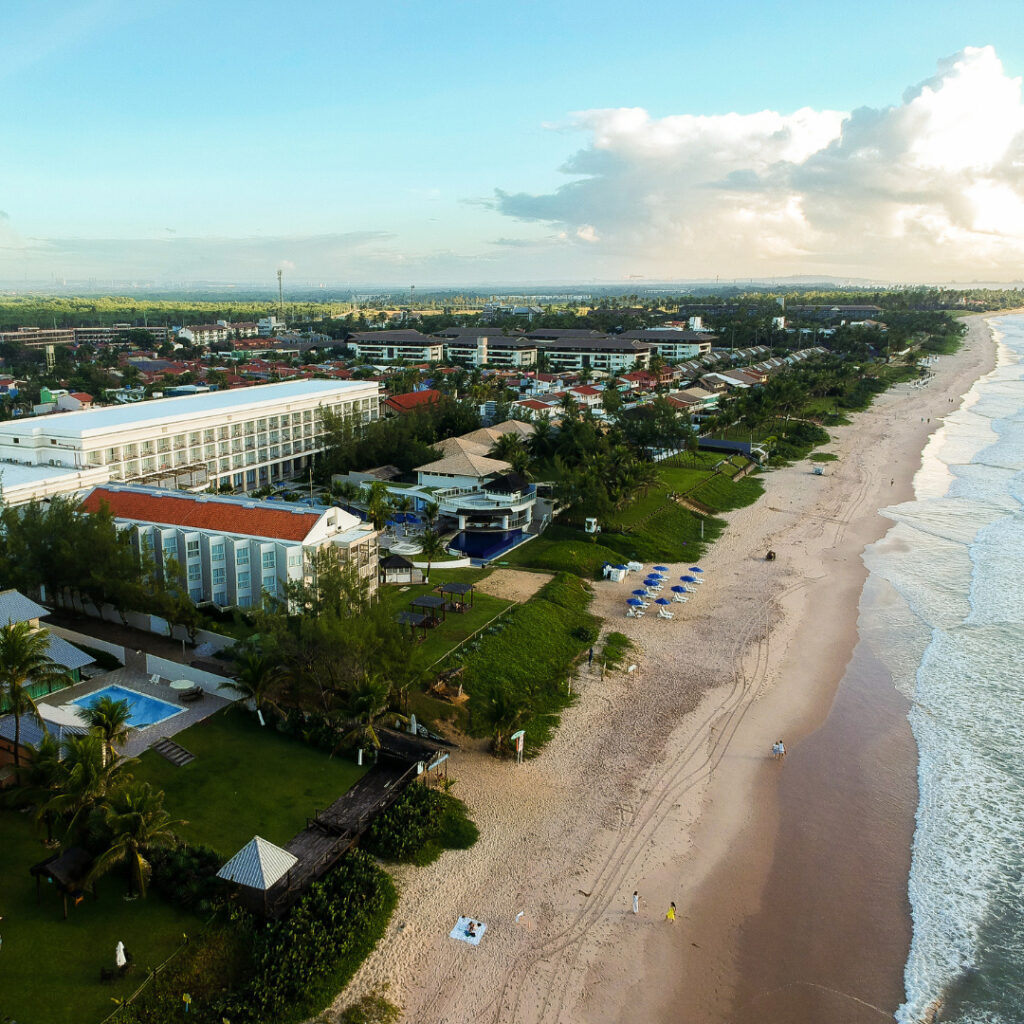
[0,380,380,499]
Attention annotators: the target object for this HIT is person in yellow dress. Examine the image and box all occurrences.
[666,902,676,923]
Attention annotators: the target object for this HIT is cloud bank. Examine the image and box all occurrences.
[494,46,1024,280]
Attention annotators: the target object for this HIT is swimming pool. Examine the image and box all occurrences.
[450,529,524,560]
[71,685,184,728]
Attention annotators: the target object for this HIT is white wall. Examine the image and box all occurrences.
[46,625,125,664]
[145,654,234,694]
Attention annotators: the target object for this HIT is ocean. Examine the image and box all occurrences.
[862,313,1024,1023]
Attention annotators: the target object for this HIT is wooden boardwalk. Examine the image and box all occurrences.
[257,730,446,918]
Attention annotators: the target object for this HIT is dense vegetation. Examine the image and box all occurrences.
[363,784,479,865]
[116,851,397,1024]
[453,573,598,754]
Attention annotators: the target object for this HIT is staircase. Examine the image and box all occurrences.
[151,737,195,767]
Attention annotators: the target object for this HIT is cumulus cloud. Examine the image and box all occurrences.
[494,46,1024,279]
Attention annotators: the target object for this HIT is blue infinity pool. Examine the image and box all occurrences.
[450,530,524,560]
[71,685,184,728]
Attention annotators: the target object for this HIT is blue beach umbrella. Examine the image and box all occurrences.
[627,597,643,607]
[670,585,686,593]
[689,566,703,573]
[653,565,668,572]
[614,564,629,570]
[681,575,697,583]
[655,597,671,606]
[632,589,648,597]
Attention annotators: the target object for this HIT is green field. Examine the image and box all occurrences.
[379,567,514,667]
[132,709,367,855]
[0,810,197,1024]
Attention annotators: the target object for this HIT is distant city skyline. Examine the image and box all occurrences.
[3,1,1024,285]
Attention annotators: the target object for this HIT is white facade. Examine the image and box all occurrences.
[85,485,379,608]
[0,379,380,495]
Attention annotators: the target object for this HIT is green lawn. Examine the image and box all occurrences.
[379,568,514,668]
[0,810,197,1024]
[132,710,367,855]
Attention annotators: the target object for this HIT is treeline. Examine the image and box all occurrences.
[318,398,482,478]
[0,497,206,637]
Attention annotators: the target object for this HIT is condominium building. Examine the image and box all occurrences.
[347,330,445,363]
[0,379,380,496]
[0,327,76,348]
[534,336,653,373]
[620,329,716,362]
[81,485,379,607]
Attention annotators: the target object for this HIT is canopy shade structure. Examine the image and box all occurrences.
[396,611,428,626]
[439,582,474,596]
[614,564,629,570]
[217,836,298,891]
[411,595,445,609]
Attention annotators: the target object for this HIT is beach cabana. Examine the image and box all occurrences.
[217,836,298,916]
[411,593,447,625]
[30,846,94,919]
[380,554,420,585]
[439,581,475,611]
[396,610,429,640]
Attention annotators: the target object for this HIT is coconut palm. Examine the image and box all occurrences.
[218,649,284,719]
[86,782,182,898]
[476,686,531,755]
[78,696,131,765]
[366,481,393,531]
[421,501,440,532]
[416,530,448,585]
[0,622,70,767]
[44,733,132,842]
[7,732,64,843]
[343,674,406,750]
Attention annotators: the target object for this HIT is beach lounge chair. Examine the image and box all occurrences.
[627,561,644,572]
[672,594,688,603]
[150,673,161,686]
[658,608,674,620]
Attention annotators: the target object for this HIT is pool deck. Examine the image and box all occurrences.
[36,668,234,757]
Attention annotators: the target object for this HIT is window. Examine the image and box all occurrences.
[211,544,224,562]
[239,596,252,608]
[214,591,227,605]
[287,549,302,568]
[237,571,250,589]
[186,539,200,558]
[236,547,249,565]
[187,563,201,582]
[262,575,276,593]
[189,588,202,602]
[262,551,275,569]
[212,567,226,585]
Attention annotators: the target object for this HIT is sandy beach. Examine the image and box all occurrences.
[330,315,998,1024]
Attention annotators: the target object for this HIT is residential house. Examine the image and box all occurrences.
[383,389,443,415]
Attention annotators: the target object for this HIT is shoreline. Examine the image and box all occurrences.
[329,316,999,1024]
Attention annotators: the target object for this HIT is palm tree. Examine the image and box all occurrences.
[79,696,131,766]
[476,686,531,755]
[343,674,406,750]
[44,733,131,841]
[417,530,447,584]
[7,732,64,843]
[421,501,440,532]
[366,481,393,531]
[218,650,283,720]
[86,782,182,898]
[0,622,70,767]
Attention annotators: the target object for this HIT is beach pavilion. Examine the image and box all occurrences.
[216,836,298,916]
[439,581,475,612]
[396,610,429,641]
[410,593,447,626]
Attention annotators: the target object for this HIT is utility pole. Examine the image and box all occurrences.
[277,269,283,314]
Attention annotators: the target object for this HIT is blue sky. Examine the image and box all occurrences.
[3,0,1024,285]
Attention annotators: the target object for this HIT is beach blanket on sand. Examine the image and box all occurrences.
[450,916,487,946]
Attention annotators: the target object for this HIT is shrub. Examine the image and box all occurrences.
[363,785,478,866]
[600,632,634,671]
[149,843,223,912]
[337,989,402,1024]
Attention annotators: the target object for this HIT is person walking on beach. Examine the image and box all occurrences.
[666,902,676,923]
[633,891,640,914]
